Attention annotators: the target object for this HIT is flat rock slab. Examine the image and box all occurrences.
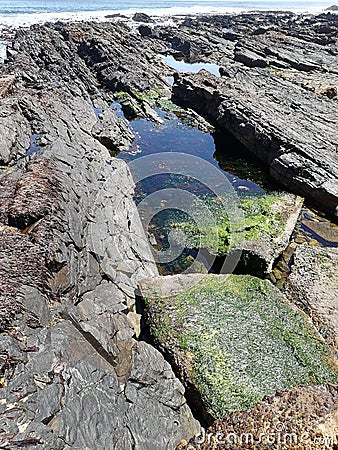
[140,274,338,421]
[238,193,303,276]
[0,320,199,449]
[177,384,338,450]
[289,245,338,348]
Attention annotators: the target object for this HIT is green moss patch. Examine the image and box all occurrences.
[169,193,287,255]
[142,274,338,419]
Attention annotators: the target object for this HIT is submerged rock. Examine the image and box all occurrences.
[140,274,338,421]
[170,192,303,276]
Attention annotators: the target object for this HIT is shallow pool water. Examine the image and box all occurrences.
[117,106,265,195]
[163,55,221,77]
[26,134,40,158]
[113,101,274,273]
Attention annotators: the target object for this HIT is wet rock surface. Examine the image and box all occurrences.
[0,20,200,449]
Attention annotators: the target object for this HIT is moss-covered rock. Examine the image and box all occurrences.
[140,274,338,421]
[170,193,303,276]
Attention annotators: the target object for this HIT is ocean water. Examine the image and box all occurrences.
[0,0,334,28]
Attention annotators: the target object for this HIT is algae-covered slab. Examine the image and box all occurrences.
[170,193,303,276]
[288,245,338,348]
[140,274,338,420]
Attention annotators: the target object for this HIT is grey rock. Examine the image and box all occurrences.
[0,20,198,448]
[288,245,338,348]
[20,285,51,328]
[91,107,134,153]
[132,12,154,23]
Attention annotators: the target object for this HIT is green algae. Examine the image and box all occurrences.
[144,275,338,419]
[169,193,286,255]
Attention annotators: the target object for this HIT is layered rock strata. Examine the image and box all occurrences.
[0,21,199,449]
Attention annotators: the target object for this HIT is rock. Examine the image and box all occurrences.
[0,98,30,164]
[132,12,154,23]
[234,47,268,68]
[0,21,199,448]
[0,320,199,449]
[140,274,338,421]
[325,5,338,10]
[315,85,337,99]
[91,107,134,153]
[288,245,338,349]
[237,193,302,276]
[179,384,338,450]
[170,192,303,277]
[301,216,338,244]
[0,74,15,97]
[171,37,191,55]
[138,24,153,37]
[182,17,198,27]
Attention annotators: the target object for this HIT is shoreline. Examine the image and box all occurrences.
[0,5,336,30]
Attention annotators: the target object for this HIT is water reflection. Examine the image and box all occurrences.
[163,55,221,77]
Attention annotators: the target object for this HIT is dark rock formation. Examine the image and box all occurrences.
[132,12,154,23]
[0,21,199,448]
[326,5,338,11]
